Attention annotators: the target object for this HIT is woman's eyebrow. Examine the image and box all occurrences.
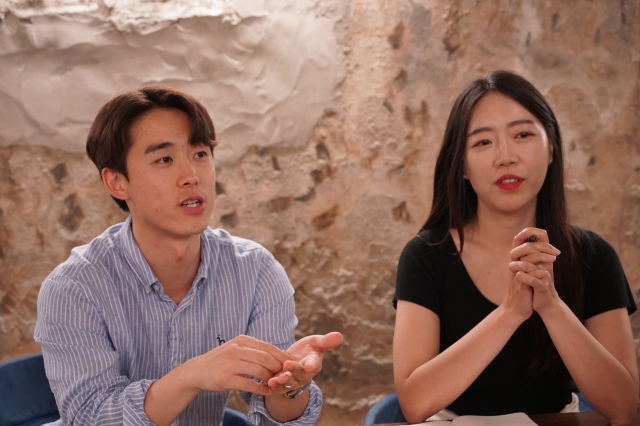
[507,119,535,128]
[466,119,536,138]
[144,141,174,154]
[467,126,491,138]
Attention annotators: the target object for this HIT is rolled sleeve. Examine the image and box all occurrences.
[35,276,155,426]
[241,249,322,425]
[247,382,322,426]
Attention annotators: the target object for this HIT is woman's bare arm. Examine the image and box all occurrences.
[542,305,638,425]
[393,300,527,423]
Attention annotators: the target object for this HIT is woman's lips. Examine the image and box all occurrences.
[495,176,523,190]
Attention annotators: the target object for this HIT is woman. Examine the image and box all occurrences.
[393,71,638,425]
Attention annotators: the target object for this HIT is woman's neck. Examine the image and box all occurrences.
[464,203,537,252]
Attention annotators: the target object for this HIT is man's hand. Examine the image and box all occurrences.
[182,334,294,396]
[144,335,294,426]
[267,332,343,392]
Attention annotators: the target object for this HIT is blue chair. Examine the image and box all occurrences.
[0,353,60,426]
[223,408,253,426]
[0,353,252,426]
[363,392,406,424]
[577,393,594,412]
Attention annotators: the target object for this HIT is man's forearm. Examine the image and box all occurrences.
[143,363,200,426]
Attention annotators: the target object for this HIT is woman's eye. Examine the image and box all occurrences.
[473,140,490,147]
[516,131,532,138]
[196,151,208,158]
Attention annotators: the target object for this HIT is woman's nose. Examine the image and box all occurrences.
[495,135,517,166]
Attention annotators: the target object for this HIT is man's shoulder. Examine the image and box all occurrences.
[203,227,270,258]
[46,222,125,285]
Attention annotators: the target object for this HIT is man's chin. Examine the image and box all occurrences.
[185,219,211,236]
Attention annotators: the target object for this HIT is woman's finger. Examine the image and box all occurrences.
[509,260,540,273]
[517,252,557,265]
[513,227,549,247]
[515,270,549,290]
[510,242,561,261]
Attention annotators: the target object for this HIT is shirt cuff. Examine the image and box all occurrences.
[122,379,157,425]
[247,381,322,425]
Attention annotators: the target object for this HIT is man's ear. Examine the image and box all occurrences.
[101,168,130,203]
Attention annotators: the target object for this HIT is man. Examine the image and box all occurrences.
[34,85,342,425]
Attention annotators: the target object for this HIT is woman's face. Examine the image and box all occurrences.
[464,92,552,217]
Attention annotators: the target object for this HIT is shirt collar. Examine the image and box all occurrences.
[117,215,214,292]
[195,231,213,285]
[118,216,158,292]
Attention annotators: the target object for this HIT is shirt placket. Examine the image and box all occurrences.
[168,312,182,371]
[166,303,184,426]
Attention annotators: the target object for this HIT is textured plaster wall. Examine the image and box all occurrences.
[1,0,639,424]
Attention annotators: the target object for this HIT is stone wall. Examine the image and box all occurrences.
[0,1,639,424]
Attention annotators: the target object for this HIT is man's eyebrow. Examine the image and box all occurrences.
[466,119,536,138]
[144,141,174,154]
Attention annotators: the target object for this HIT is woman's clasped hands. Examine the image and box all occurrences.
[506,227,563,319]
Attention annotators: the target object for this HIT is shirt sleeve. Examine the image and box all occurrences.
[394,233,442,316]
[240,248,322,425]
[34,275,156,426]
[582,231,637,319]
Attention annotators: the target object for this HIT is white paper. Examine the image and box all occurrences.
[411,412,537,426]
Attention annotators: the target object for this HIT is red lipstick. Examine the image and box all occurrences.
[495,174,523,190]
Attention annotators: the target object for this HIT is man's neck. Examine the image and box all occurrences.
[130,220,202,305]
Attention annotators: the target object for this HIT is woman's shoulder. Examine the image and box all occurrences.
[572,226,619,261]
[401,228,454,259]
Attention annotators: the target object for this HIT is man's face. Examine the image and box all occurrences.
[119,108,216,241]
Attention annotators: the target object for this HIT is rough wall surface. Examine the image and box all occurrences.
[1,0,639,424]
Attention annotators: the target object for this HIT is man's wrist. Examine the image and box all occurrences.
[281,381,312,399]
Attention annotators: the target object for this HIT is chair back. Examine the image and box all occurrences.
[223,407,252,426]
[0,353,59,426]
[363,392,406,424]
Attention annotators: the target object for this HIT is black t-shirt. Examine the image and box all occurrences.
[394,228,636,415]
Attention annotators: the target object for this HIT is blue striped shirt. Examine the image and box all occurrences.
[34,216,322,425]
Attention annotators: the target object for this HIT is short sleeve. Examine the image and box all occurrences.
[582,231,637,319]
[394,232,443,316]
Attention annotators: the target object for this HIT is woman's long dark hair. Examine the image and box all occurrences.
[423,70,584,383]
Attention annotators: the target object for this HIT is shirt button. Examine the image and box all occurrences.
[152,284,159,291]
[172,361,181,368]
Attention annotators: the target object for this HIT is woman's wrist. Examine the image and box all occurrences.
[536,297,568,323]
[494,304,529,330]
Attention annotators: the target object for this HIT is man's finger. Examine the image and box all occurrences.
[234,335,294,365]
[235,376,274,396]
[299,353,323,374]
[310,332,344,351]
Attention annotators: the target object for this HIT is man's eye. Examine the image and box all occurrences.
[196,151,208,158]
[157,157,171,164]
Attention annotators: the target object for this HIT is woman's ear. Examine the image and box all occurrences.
[101,168,130,203]
[549,145,554,165]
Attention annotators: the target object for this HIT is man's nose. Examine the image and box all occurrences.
[178,158,199,186]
